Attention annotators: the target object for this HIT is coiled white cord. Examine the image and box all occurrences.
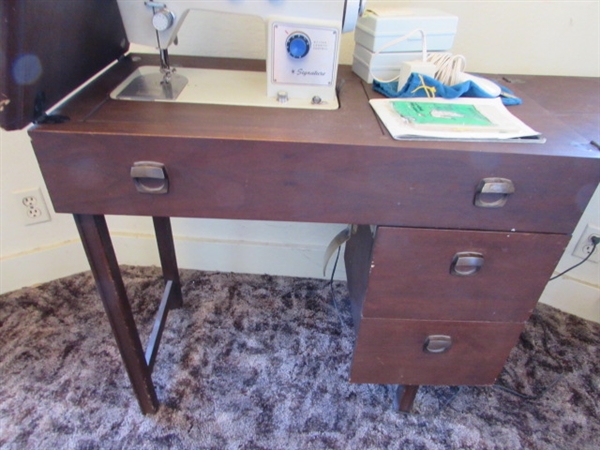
[427,52,467,85]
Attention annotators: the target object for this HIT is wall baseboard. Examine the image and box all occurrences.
[538,275,600,324]
[1,233,345,295]
[1,240,89,294]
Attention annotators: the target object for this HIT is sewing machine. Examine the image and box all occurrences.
[112,0,366,109]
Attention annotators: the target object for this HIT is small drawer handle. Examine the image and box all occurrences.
[130,161,168,194]
[450,252,484,276]
[424,335,452,354]
[474,177,514,208]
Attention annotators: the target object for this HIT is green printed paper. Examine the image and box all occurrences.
[392,101,494,127]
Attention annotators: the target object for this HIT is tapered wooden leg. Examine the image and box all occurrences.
[74,214,158,415]
[152,216,182,309]
[396,385,419,412]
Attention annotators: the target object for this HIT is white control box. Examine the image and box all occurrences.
[353,44,424,83]
[355,7,458,53]
[270,22,339,87]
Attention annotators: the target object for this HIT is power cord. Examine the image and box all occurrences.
[368,28,428,84]
[494,375,564,401]
[496,239,599,399]
[549,236,599,281]
[426,52,467,86]
[327,245,346,330]
[494,318,565,401]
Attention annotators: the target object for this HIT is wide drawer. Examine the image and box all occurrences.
[350,318,524,386]
[30,131,598,234]
[362,227,569,322]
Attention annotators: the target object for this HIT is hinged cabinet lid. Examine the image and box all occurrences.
[1,0,128,131]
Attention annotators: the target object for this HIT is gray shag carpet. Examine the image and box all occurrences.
[0,266,598,449]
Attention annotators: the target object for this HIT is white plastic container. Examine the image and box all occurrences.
[354,7,458,53]
[352,44,423,83]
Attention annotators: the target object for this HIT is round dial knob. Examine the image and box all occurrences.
[152,8,175,31]
[286,32,311,59]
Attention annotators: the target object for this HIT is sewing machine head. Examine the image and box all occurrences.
[113,0,366,109]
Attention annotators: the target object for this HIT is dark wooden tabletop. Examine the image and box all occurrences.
[495,74,599,143]
[34,54,599,160]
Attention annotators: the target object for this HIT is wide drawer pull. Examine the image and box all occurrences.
[450,252,484,276]
[424,335,452,354]
[130,161,169,194]
[474,177,514,208]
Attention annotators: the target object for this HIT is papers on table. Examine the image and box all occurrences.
[369,97,543,142]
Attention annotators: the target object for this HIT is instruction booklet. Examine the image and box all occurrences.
[369,97,543,142]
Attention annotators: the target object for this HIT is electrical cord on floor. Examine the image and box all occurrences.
[494,375,564,401]
[327,245,345,330]
[549,236,599,281]
[494,316,565,401]
[432,386,463,415]
[496,237,599,399]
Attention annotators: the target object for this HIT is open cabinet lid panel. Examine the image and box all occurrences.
[1,0,128,131]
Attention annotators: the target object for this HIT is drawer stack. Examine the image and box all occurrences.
[345,180,572,387]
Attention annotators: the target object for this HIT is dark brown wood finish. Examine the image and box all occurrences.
[0,0,128,130]
[28,55,594,151]
[29,57,599,235]
[397,385,420,413]
[153,217,183,309]
[145,280,174,372]
[363,227,570,322]
[497,75,600,143]
[73,214,158,414]
[344,225,375,331]
[350,318,525,386]
[26,55,600,414]
[30,130,599,234]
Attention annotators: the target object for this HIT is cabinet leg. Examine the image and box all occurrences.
[74,214,159,415]
[396,385,419,412]
[152,216,183,309]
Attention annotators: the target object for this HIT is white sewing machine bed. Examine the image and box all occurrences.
[110,65,339,110]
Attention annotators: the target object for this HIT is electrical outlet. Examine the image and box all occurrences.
[14,188,51,225]
[571,224,600,263]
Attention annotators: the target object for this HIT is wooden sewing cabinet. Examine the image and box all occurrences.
[20,55,600,414]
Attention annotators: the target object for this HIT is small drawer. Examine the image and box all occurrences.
[362,227,569,322]
[350,318,524,386]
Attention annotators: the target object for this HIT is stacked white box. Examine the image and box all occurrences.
[352,7,458,83]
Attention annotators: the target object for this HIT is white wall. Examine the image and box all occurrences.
[1,0,598,322]
[392,0,600,77]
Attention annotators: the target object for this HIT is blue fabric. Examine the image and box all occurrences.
[373,73,522,106]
